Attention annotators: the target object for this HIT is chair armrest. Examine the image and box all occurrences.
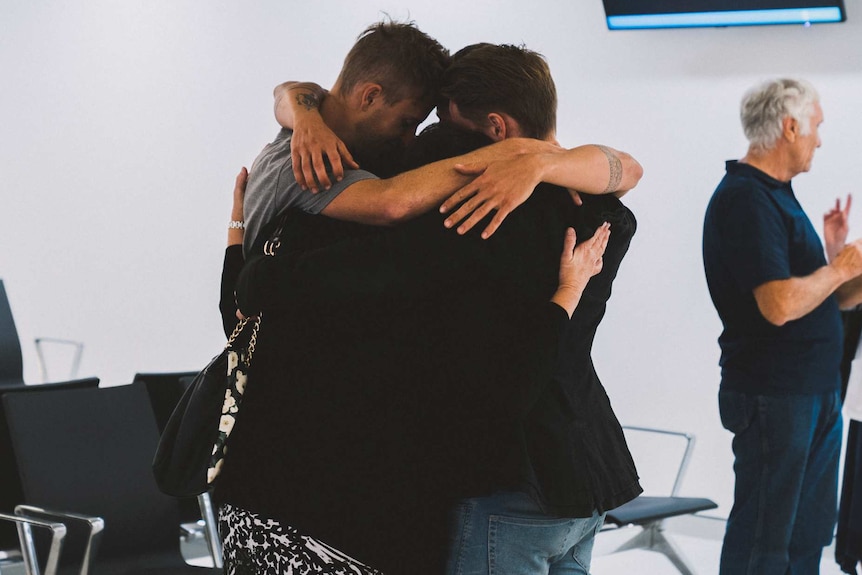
[15,505,103,575]
[621,425,695,496]
[0,510,66,575]
[34,338,84,382]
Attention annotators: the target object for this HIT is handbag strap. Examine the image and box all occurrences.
[226,211,287,360]
[225,316,261,363]
[262,214,288,257]
[225,212,286,360]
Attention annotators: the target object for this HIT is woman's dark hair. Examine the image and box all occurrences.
[403,122,494,171]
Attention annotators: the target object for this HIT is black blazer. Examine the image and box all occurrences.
[222,189,640,554]
[220,127,641,572]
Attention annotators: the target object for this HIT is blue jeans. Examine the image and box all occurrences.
[718,389,842,575]
[445,491,606,575]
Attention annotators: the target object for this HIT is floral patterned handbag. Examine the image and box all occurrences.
[153,219,283,498]
[207,315,260,484]
[152,314,261,497]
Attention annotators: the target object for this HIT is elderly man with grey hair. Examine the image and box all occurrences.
[703,78,862,574]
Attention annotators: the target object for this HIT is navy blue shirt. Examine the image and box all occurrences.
[703,160,842,395]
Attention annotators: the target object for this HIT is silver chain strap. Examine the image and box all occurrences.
[225,317,249,346]
[246,316,261,363]
[225,315,261,363]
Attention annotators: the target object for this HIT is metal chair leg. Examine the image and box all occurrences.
[197,492,223,569]
[0,511,66,575]
[613,522,698,575]
[650,528,697,575]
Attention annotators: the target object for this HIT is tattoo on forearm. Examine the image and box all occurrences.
[598,145,623,193]
[295,92,320,111]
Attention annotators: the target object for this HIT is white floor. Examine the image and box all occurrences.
[0,517,845,575]
[592,514,849,575]
[4,515,849,574]
[179,515,852,574]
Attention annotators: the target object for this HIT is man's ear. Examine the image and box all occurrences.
[484,113,508,141]
[358,83,384,111]
[782,116,798,143]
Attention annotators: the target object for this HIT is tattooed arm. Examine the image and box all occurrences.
[596,145,635,197]
[538,144,639,195]
[274,81,358,192]
[273,81,326,130]
[440,142,643,237]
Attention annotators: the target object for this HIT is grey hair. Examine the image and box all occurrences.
[740,78,819,152]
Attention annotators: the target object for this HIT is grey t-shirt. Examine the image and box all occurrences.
[243,128,377,257]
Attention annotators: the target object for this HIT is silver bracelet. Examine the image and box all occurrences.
[228,220,245,229]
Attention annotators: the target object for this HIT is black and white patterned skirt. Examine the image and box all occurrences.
[218,503,384,575]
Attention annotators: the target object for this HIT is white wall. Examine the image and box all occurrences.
[4,0,862,516]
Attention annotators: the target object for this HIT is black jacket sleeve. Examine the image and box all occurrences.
[219,245,244,338]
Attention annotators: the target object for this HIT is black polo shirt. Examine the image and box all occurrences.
[703,160,842,395]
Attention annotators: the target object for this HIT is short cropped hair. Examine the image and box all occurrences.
[441,43,557,140]
[740,78,820,152]
[336,20,450,104]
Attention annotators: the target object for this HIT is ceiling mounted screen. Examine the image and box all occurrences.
[602,0,846,29]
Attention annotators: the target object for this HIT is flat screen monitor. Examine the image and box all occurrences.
[602,0,847,29]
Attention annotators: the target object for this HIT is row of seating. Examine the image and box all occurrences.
[1,278,224,573]
[0,280,84,388]
[0,380,718,575]
[0,374,222,575]
[0,278,718,574]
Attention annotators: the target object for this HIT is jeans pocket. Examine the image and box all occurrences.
[488,514,590,575]
[718,389,757,434]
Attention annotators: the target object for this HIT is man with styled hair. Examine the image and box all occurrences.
[241,20,448,256]
[335,23,443,104]
[441,43,558,141]
[431,43,639,574]
[703,78,862,574]
[432,43,629,237]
